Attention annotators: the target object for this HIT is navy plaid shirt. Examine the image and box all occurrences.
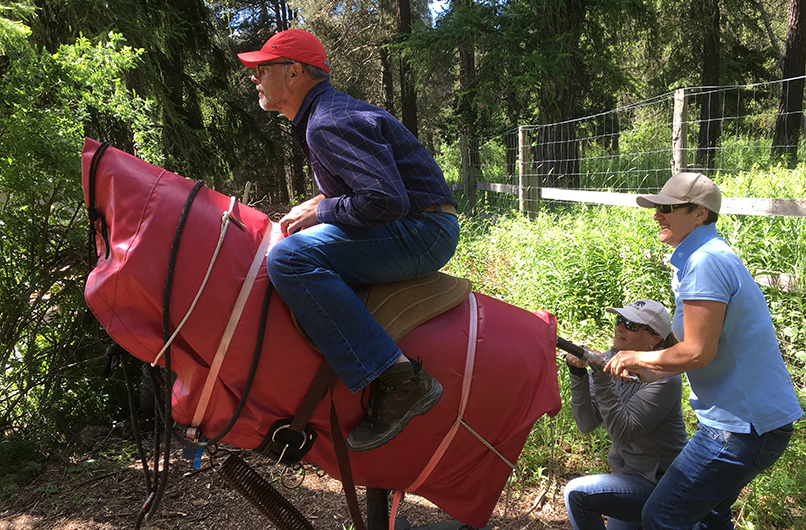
[291,81,456,227]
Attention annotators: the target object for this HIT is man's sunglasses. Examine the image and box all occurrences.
[655,203,694,214]
[255,61,296,77]
[616,315,657,335]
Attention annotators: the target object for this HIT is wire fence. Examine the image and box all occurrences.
[457,76,806,217]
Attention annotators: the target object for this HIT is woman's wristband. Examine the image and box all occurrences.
[566,360,588,377]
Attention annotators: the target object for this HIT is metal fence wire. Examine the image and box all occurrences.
[459,77,805,216]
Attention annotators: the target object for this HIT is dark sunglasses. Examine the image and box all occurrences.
[655,203,694,214]
[255,61,296,77]
[616,315,657,335]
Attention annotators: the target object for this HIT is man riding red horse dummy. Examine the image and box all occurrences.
[82,28,560,530]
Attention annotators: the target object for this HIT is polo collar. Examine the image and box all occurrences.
[670,223,720,271]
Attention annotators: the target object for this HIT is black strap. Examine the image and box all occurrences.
[259,361,335,465]
[138,179,204,525]
[291,362,337,433]
[161,180,273,445]
[329,387,366,530]
[86,142,111,261]
[206,276,273,443]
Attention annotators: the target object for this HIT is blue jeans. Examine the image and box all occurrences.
[565,473,656,530]
[642,422,794,530]
[266,211,460,393]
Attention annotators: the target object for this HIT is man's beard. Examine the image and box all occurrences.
[258,84,287,112]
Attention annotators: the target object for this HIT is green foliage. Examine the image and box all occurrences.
[445,205,674,341]
[0,17,154,464]
[0,432,43,500]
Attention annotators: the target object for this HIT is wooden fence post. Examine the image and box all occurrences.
[672,88,688,175]
[519,126,538,218]
[518,126,526,213]
[460,134,477,212]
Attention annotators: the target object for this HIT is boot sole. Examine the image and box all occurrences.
[346,380,444,452]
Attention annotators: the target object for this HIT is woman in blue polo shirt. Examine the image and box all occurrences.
[605,171,802,529]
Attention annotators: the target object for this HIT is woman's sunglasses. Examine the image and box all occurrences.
[616,315,657,335]
[655,203,694,214]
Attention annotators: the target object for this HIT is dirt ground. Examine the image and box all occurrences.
[0,435,574,530]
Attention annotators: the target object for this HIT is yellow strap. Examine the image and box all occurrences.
[188,221,274,434]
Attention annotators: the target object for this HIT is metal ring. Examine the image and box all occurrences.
[281,465,306,489]
[270,424,307,450]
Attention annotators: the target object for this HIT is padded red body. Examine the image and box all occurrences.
[81,138,561,528]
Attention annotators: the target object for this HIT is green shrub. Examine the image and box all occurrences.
[0,18,155,466]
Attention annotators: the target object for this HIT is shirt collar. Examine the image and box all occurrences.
[292,80,331,128]
[670,223,720,271]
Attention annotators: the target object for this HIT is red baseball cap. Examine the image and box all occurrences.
[237,29,330,74]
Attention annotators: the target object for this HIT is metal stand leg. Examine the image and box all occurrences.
[366,487,389,530]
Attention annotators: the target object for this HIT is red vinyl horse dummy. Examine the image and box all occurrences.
[81,138,561,529]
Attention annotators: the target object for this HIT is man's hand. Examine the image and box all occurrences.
[280,194,324,236]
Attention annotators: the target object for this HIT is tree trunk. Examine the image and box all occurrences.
[772,0,806,164]
[756,0,784,68]
[291,144,308,199]
[271,0,289,30]
[534,122,579,189]
[454,0,479,210]
[379,44,396,115]
[697,0,721,169]
[534,0,583,189]
[397,0,418,136]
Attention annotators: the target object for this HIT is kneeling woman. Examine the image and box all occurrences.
[563,299,687,530]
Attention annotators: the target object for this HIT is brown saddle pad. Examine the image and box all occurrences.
[292,272,473,349]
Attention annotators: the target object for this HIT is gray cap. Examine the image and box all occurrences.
[606,299,672,338]
[636,172,721,214]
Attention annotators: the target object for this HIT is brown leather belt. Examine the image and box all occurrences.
[422,204,458,216]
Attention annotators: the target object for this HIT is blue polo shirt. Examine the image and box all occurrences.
[291,81,456,227]
[670,224,802,434]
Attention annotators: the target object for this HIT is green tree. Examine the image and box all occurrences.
[419,0,655,188]
[1,4,155,456]
[26,0,297,202]
[772,0,806,164]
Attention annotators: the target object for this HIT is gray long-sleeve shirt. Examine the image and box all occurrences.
[569,348,688,484]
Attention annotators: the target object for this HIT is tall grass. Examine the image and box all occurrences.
[443,179,806,529]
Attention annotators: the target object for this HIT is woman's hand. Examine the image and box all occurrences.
[565,353,587,369]
[605,351,680,382]
[605,299,727,380]
[604,350,657,381]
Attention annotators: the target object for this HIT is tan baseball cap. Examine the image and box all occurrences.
[606,299,672,338]
[636,172,721,214]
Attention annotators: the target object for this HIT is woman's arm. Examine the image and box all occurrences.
[565,351,604,433]
[592,372,682,446]
[605,299,726,381]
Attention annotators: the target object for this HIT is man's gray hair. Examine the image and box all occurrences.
[300,62,329,80]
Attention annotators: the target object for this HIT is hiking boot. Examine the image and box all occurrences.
[346,359,443,452]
